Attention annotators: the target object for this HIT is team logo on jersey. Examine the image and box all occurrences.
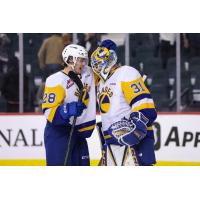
[66,79,74,89]
[82,88,90,107]
[98,86,113,114]
[99,93,110,113]
[75,83,90,108]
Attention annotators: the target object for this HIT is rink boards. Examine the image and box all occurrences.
[0,113,200,166]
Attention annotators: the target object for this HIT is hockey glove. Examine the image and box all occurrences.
[60,102,86,120]
[118,112,149,146]
[108,112,149,146]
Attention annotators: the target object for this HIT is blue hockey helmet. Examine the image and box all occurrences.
[100,39,117,51]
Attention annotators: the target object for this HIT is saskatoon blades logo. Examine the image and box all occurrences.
[99,93,110,113]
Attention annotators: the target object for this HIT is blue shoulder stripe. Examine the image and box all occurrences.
[130,93,152,107]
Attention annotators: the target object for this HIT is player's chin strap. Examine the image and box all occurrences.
[71,58,77,74]
[63,57,78,75]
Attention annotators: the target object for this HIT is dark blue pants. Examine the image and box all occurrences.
[134,135,156,166]
[44,123,90,166]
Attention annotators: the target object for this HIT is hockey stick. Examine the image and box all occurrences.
[64,71,84,166]
[96,122,106,166]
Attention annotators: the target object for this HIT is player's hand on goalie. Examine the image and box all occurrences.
[108,112,149,146]
[60,102,86,120]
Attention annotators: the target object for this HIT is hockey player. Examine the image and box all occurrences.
[91,40,157,166]
[42,44,96,166]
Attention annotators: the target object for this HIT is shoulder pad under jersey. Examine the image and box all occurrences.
[117,65,141,82]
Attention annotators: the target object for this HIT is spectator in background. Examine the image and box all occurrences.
[1,56,28,112]
[36,33,67,111]
[152,33,160,57]
[77,33,102,62]
[182,33,190,61]
[0,33,11,73]
[62,33,72,46]
[85,33,101,63]
[38,33,64,81]
[159,33,176,69]
[77,33,86,47]
[183,33,200,59]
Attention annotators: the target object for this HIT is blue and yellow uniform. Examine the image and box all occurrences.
[42,66,96,166]
[97,65,157,166]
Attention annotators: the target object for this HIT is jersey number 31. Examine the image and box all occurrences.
[131,82,145,93]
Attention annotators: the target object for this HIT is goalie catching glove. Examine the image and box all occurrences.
[108,112,149,146]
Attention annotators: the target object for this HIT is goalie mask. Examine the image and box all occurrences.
[62,44,88,73]
[91,47,117,82]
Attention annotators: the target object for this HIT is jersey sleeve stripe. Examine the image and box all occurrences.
[76,119,96,130]
[131,103,155,112]
[129,93,153,107]
[78,125,96,132]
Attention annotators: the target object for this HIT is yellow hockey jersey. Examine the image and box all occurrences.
[42,66,96,137]
[97,65,157,142]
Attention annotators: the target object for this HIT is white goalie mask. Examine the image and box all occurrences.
[91,47,117,82]
[62,44,88,71]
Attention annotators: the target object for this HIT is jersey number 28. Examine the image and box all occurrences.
[43,93,56,103]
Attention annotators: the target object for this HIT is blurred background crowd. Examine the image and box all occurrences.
[0,33,200,113]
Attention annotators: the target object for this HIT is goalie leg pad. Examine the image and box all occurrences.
[101,144,140,166]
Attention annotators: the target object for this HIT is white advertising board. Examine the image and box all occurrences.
[0,114,102,160]
[0,115,46,159]
[153,114,200,162]
[0,114,200,163]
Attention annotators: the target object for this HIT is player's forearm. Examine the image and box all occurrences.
[44,106,70,126]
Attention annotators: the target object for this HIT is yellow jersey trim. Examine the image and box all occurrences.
[104,135,112,139]
[121,77,150,105]
[147,126,153,131]
[42,84,65,110]
[78,125,95,132]
[48,106,59,122]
